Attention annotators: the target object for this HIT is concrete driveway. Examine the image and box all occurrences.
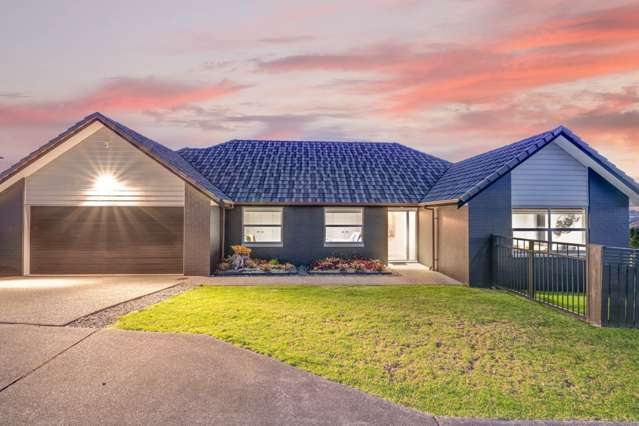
[0,276,182,325]
[0,324,434,425]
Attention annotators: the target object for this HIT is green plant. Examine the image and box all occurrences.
[631,228,639,249]
[269,258,280,265]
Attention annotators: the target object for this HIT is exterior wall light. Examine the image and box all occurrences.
[93,174,121,194]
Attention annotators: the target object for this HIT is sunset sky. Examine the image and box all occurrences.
[1,0,638,192]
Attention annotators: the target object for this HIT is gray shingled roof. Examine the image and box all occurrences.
[422,128,561,204]
[178,140,451,204]
[422,126,639,206]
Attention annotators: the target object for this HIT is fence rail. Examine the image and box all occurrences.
[493,235,587,317]
[602,247,639,327]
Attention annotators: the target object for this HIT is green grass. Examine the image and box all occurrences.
[535,292,586,314]
[116,285,639,421]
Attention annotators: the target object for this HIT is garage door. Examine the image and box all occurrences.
[30,206,183,274]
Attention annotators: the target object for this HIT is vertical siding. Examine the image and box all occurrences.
[511,141,588,208]
[183,185,212,276]
[26,127,185,206]
[437,204,469,283]
[468,174,512,287]
[224,206,388,265]
[0,179,24,276]
[589,169,629,247]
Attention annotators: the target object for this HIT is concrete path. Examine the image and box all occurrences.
[0,324,94,390]
[0,324,434,426]
[0,275,183,325]
[195,263,461,286]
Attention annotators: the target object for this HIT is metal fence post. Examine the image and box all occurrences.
[528,240,535,298]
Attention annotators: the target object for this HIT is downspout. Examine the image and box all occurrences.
[433,207,439,271]
[220,204,226,262]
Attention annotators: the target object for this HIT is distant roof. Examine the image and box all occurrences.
[0,113,232,204]
[178,140,451,204]
[422,126,639,206]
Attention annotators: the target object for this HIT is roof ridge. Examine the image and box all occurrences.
[226,138,398,144]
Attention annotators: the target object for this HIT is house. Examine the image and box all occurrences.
[1,112,638,285]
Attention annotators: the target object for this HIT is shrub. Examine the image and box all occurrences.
[310,256,387,273]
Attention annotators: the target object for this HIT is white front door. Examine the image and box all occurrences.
[388,210,417,262]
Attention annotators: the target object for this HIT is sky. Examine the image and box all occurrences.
[1,0,639,194]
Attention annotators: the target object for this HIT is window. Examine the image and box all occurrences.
[512,208,586,245]
[243,207,283,245]
[325,208,363,246]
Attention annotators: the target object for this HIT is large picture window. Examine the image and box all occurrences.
[243,207,283,245]
[512,208,586,245]
[325,208,363,245]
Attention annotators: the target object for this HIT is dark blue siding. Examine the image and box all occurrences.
[224,206,388,265]
[589,169,629,247]
[468,175,512,287]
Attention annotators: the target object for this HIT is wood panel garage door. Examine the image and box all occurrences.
[30,206,183,274]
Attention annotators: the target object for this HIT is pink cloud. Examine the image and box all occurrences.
[494,4,639,51]
[0,77,247,126]
[258,4,639,116]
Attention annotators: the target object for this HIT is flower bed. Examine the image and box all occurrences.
[308,257,390,275]
[216,256,297,276]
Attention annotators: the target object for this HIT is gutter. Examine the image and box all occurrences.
[419,199,459,207]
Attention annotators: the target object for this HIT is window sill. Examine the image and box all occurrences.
[324,243,365,248]
[243,243,283,248]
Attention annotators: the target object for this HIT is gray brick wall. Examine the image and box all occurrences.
[436,204,469,283]
[224,206,388,265]
[0,179,24,276]
[183,184,212,276]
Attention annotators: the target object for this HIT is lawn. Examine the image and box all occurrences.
[116,285,639,421]
[535,291,586,315]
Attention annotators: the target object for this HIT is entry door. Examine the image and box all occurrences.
[388,210,417,262]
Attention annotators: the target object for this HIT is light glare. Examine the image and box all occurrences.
[93,174,121,194]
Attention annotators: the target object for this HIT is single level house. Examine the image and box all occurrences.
[1,112,638,285]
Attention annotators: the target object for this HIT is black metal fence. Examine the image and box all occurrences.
[493,235,587,317]
[602,247,639,327]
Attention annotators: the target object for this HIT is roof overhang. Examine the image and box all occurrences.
[0,115,234,206]
[0,120,103,194]
[423,129,639,209]
[232,201,423,207]
[419,199,460,207]
[554,135,639,205]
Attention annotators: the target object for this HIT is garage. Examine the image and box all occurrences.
[0,115,225,277]
[29,206,184,275]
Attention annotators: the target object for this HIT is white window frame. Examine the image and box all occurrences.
[324,207,364,247]
[512,208,587,246]
[242,207,283,247]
